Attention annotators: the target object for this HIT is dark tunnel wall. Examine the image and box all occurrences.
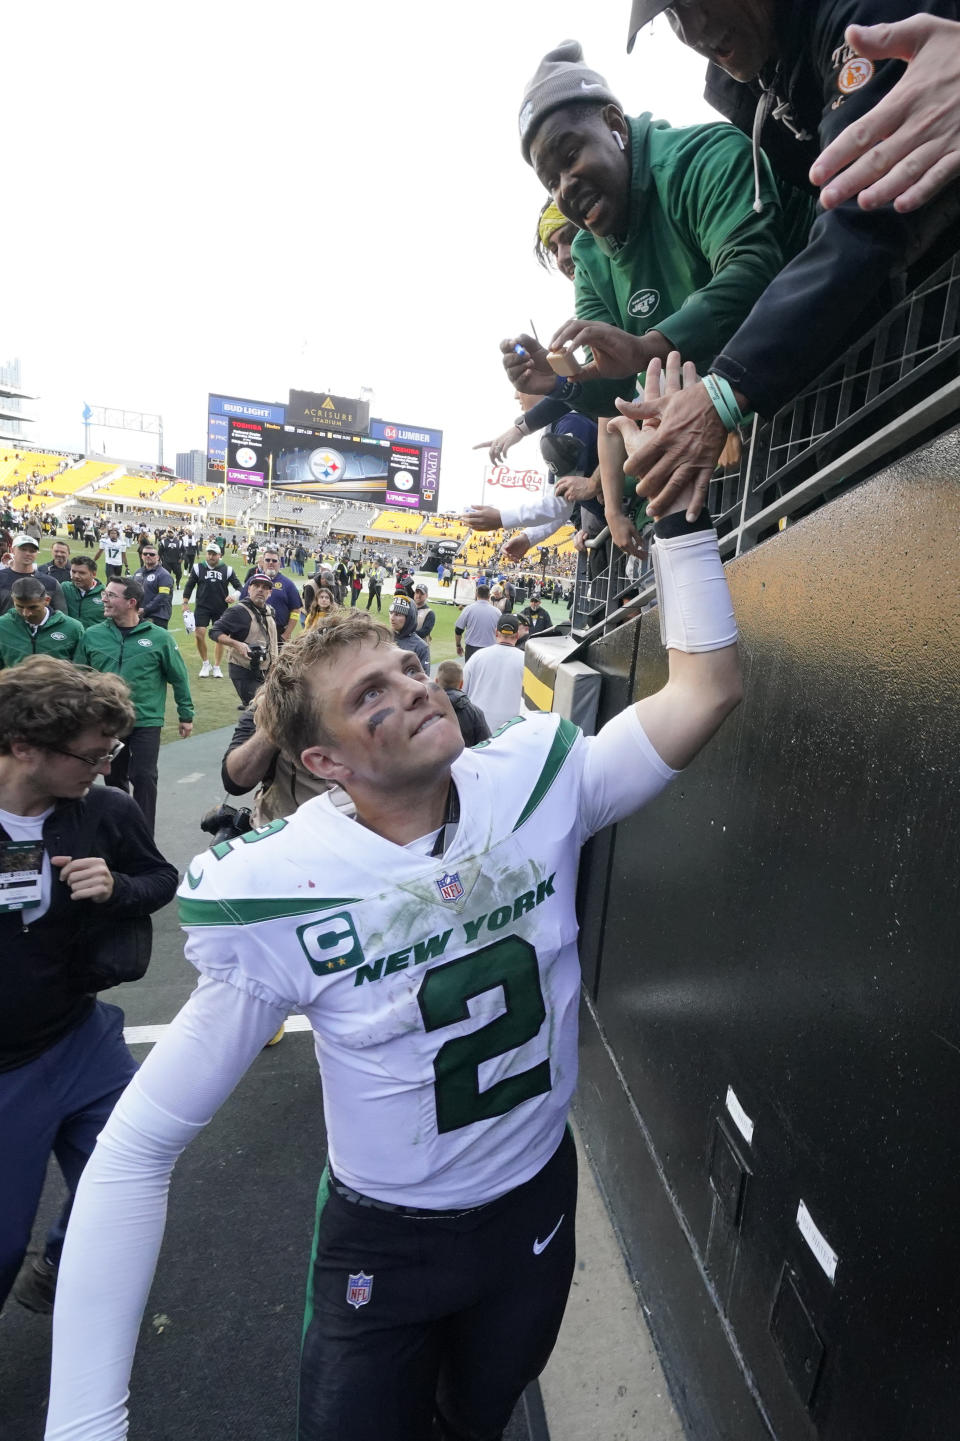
[574,429,960,1441]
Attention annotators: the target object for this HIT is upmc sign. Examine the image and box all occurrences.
[286,390,369,434]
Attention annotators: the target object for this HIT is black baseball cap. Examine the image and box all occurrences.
[627,0,670,52]
[249,571,273,586]
[497,614,520,634]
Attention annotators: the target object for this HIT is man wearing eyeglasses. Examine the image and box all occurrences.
[0,655,177,1316]
[241,547,303,643]
[76,578,194,835]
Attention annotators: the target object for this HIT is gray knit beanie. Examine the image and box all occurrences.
[518,40,619,164]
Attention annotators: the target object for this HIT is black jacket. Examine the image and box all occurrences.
[445,688,491,748]
[0,567,67,618]
[707,0,959,417]
[0,786,177,1072]
[134,563,175,624]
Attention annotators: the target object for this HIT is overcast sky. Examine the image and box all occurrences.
[6,1,717,508]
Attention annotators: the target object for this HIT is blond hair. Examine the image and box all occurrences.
[258,612,392,756]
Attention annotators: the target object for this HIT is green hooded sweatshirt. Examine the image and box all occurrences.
[0,608,85,668]
[571,112,815,417]
[62,578,107,629]
[76,618,194,728]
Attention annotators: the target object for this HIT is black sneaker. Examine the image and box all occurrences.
[12,1255,57,1313]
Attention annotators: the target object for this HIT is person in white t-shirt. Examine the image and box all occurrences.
[462,612,526,734]
[45,356,743,1441]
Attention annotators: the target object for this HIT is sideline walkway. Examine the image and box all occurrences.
[1,727,681,1441]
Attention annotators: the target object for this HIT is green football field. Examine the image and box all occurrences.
[25,541,567,743]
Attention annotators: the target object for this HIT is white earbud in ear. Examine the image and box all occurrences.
[614,132,625,151]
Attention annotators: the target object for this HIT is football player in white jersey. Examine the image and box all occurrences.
[47,359,742,1441]
[93,525,127,581]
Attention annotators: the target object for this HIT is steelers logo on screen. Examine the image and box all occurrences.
[308,448,346,483]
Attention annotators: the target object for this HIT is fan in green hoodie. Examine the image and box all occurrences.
[0,577,85,668]
[507,40,813,553]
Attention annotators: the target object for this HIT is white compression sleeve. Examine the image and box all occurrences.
[46,977,286,1441]
[650,521,738,653]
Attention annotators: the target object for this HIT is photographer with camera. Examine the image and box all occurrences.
[209,572,278,708]
[216,696,352,834]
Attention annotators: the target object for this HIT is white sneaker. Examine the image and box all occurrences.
[212,665,223,678]
[199,660,211,677]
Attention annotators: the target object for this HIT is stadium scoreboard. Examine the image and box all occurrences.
[206,390,441,513]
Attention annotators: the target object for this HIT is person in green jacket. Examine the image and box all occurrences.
[61,556,107,629]
[0,577,85,668]
[507,39,814,553]
[75,577,194,835]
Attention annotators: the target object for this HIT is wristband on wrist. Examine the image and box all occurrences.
[703,373,754,433]
[513,416,529,435]
[702,374,740,433]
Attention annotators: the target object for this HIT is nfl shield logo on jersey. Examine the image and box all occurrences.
[436,872,464,904]
[346,1271,373,1309]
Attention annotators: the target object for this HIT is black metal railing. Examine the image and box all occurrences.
[571,249,960,641]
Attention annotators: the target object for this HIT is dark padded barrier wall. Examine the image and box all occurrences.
[574,430,960,1441]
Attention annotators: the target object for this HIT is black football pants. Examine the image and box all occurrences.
[299,1127,577,1441]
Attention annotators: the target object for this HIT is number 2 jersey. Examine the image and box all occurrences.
[178,708,677,1209]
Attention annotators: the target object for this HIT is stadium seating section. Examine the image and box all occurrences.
[0,449,66,490]
[370,510,422,535]
[47,460,119,495]
[420,517,467,539]
[88,475,151,501]
[158,482,221,508]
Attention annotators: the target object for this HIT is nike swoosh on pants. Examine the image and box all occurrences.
[532,1214,565,1255]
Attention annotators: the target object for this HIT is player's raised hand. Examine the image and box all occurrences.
[607,354,724,523]
[606,352,692,453]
